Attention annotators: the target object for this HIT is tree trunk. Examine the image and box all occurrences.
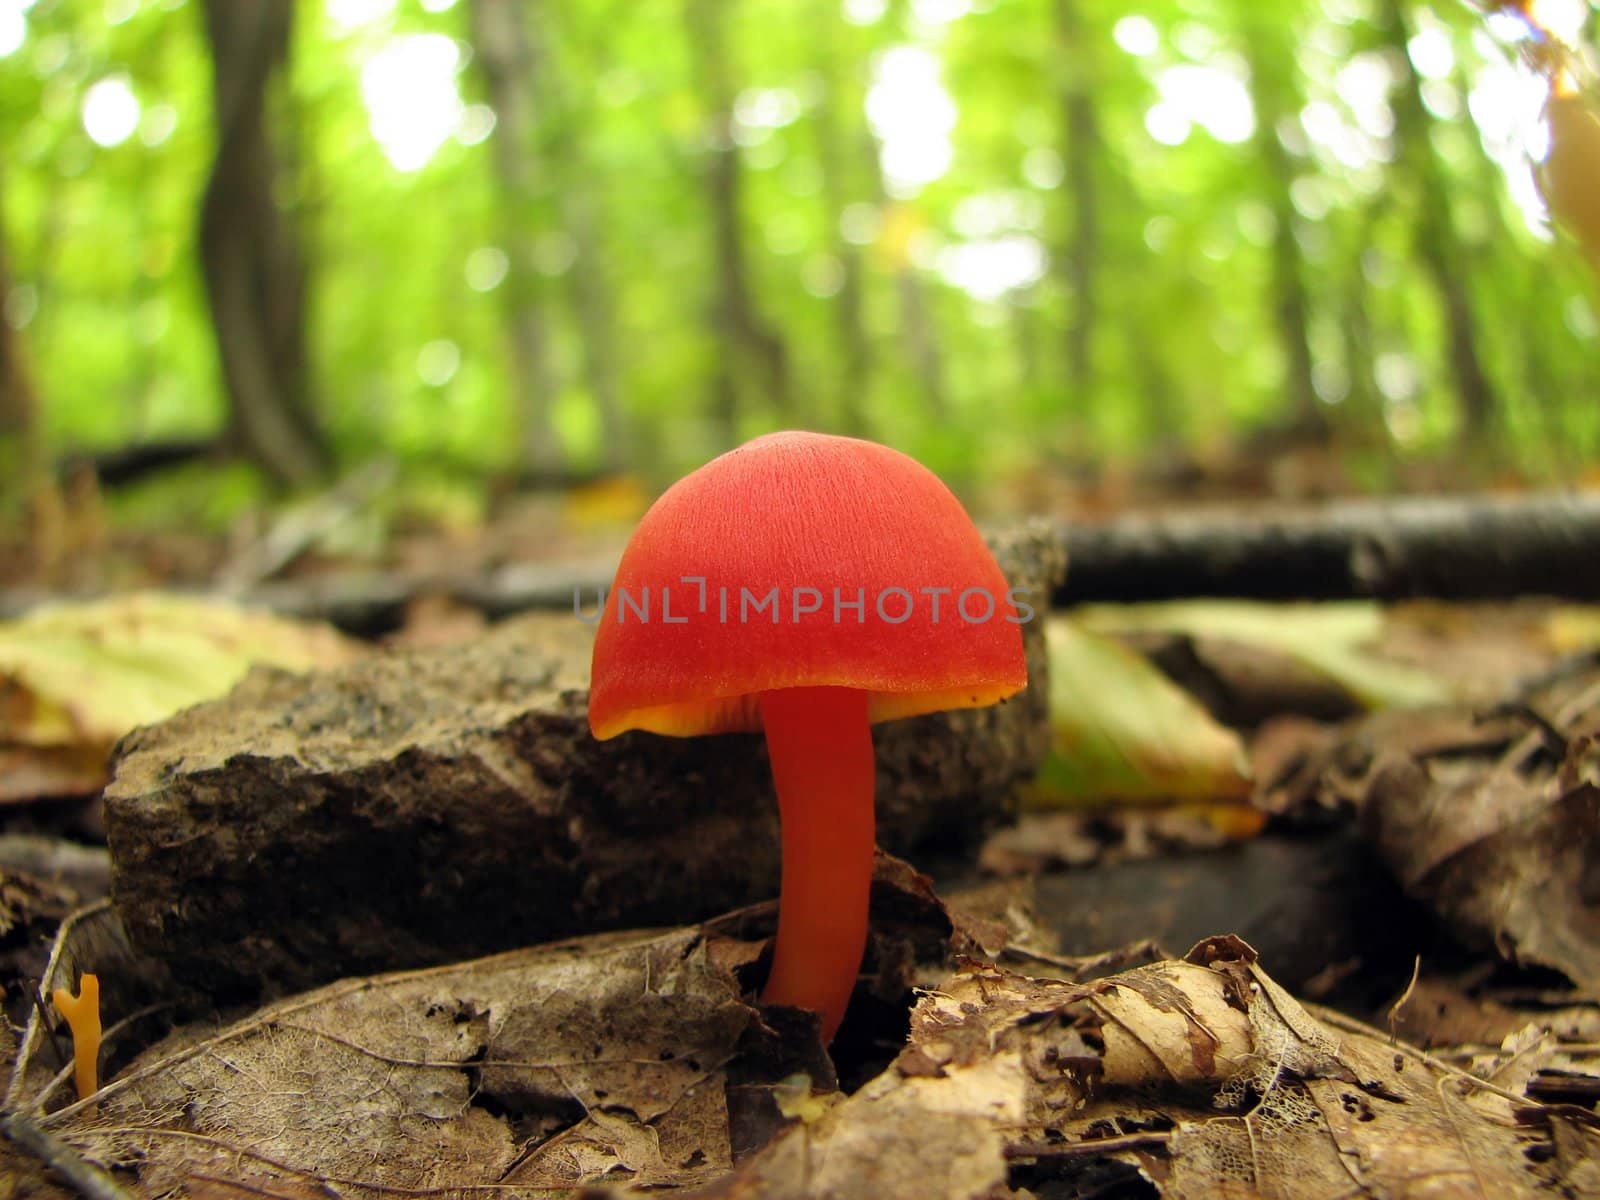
[895,261,947,421]
[468,0,565,477]
[1241,12,1322,434]
[1340,250,1384,436]
[686,0,793,441]
[1054,0,1101,408]
[0,173,37,483]
[198,0,325,486]
[864,148,947,422]
[560,183,628,471]
[812,12,873,438]
[531,7,629,471]
[1381,0,1498,445]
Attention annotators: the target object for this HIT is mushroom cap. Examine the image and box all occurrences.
[588,431,1028,739]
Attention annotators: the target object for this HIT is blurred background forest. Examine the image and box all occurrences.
[0,0,1597,568]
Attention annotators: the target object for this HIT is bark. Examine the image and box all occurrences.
[686,0,794,440]
[1381,0,1498,445]
[9,492,1599,628]
[198,0,325,485]
[1060,491,1600,602]
[468,0,565,476]
[1340,221,1384,431]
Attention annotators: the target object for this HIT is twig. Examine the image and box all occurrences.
[216,459,396,593]
[27,984,70,1074]
[66,1127,571,1195]
[184,1172,337,1200]
[1385,956,1422,1040]
[0,1111,137,1200]
[1001,939,1168,981]
[1498,675,1600,774]
[1308,1003,1545,1109]
[1004,1131,1172,1159]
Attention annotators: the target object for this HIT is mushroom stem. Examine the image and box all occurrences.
[759,685,875,1044]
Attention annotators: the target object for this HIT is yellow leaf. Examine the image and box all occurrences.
[0,593,362,751]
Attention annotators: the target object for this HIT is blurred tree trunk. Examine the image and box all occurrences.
[812,12,873,438]
[1381,0,1498,445]
[686,0,793,443]
[894,261,947,421]
[867,162,947,423]
[0,177,36,481]
[557,180,628,472]
[534,9,629,472]
[1054,0,1101,410]
[1242,16,1323,435]
[468,0,565,477]
[1465,97,1569,466]
[198,0,326,486]
[1341,255,1383,429]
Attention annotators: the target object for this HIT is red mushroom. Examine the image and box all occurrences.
[588,432,1027,1043]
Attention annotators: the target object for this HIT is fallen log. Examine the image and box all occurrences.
[237,492,1600,626]
[6,493,1599,631]
[1060,491,1600,602]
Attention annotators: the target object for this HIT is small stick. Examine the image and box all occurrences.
[0,1111,137,1200]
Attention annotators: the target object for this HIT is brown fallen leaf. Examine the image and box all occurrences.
[1543,1114,1600,1196]
[1362,733,1600,990]
[0,744,108,804]
[17,853,968,1198]
[24,921,1588,1198]
[43,927,753,1196]
[979,806,1261,877]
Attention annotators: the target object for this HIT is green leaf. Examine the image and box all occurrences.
[1074,601,1450,712]
[1030,616,1252,807]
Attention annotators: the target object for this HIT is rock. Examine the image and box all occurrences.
[104,526,1062,998]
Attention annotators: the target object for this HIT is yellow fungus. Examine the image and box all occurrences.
[51,973,102,1103]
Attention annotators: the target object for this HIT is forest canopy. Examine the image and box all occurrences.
[0,0,1596,517]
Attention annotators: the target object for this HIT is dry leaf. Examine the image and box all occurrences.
[45,927,756,1196]
[0,593,361,806]
[1363,745,1600,990]
[701,935,1570,1198]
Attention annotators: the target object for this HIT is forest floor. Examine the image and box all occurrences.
[0,449,1598,1198]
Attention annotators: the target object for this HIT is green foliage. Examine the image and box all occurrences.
[1,0,1597,493]
[106,458,268,533]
